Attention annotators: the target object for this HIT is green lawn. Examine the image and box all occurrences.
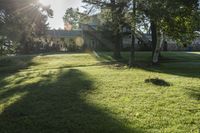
[0,52,199,133]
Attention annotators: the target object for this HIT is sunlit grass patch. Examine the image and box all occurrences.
[0,92,28,114]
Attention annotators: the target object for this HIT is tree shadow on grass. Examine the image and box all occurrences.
[0,55,36,75]
[185,87,200,101]
[96,52,200,79]
[142,52,200,78]
[0,55,37,89]
[0,69,143,133]
[144,78,171,87]
[143,62,200,79]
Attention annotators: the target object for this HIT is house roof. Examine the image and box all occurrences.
[47,30,82,38]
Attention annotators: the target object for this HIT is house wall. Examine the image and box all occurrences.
[83,32,101,50]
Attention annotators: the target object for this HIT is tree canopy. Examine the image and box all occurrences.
[83,0,200,64]
[0,0,53,54]
[63,8,81,30]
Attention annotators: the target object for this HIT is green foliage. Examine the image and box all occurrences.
[63,8,81,30]
[0,37,16,55]
[138,0,200,44]
[0,0,53,55]
[68,38,78,51]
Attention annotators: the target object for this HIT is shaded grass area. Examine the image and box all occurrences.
[97,52,200,78]
[0,55,35,74]
[97,51,200,63]
[0,52,200,133]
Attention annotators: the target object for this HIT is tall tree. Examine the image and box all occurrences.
[129,0,136,67]
[83,0,128,59]
[138,0,200,64]
[0,0,53,54]
[63,8,81,30]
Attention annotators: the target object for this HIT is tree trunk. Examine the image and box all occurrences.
[129,0,136,67]
[0,46,2,55]
[20,32,29,54]
[151,20,163,64]
[0,39,3,55]
[129,33,135,66]
[113,33,121,59]
[152,30,164,64]
[150,20,157,57]
[111,0,121,59]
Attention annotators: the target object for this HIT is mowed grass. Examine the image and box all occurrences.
[0,52,199,133]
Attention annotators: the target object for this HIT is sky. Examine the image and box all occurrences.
[39,0,84,29]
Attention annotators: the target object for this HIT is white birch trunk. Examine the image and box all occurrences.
[152,30,164,64]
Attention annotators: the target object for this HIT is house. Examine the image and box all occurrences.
[47,29,83,50]
[47,13,200,52]
[46,14,113,51]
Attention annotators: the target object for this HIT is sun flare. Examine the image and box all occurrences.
[39,0,51,6]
